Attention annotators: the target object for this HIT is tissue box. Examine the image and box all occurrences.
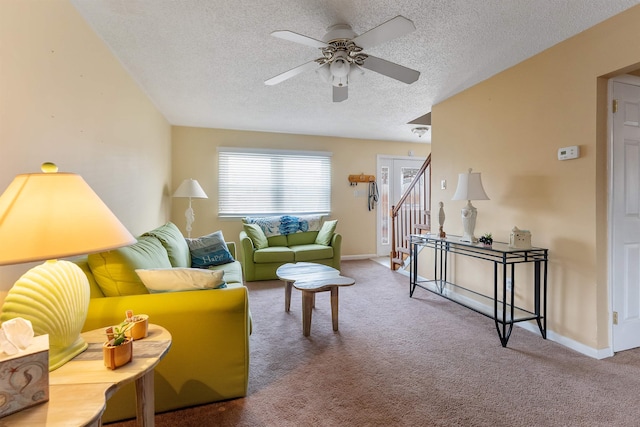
[509,227,532,249]
[0,334,49,418]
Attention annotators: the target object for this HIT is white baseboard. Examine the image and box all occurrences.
[516,321,612,359]
[342,254,378,261]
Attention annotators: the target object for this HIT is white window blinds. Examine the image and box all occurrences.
[218,147,332,217]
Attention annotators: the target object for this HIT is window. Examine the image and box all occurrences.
[218,147,332,217]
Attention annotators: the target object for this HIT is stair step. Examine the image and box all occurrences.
[414,224,430,231]
[396,247,411,255]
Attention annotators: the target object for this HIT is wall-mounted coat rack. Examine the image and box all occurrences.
[348,174,375,186]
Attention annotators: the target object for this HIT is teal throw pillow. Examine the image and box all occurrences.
[186,231,235,268]
[243,223,269,249]
[315,220,337,246]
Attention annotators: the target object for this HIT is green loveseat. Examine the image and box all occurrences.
[76,222,250,423]
[240,220,341,281]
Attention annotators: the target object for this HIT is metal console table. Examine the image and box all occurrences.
[409,234,548,347]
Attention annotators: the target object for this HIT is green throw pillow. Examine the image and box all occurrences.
[315,220,337,246]
[244,223,269,249]
[88,236,171,296]
[142,222,191,268]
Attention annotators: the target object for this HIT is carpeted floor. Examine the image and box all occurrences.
[109,259,640,426]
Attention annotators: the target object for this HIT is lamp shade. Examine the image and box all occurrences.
[0,166,136,265]
[173,178,208,199]
[452,168,490,201]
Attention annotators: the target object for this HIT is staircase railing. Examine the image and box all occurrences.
[390,154,431,270]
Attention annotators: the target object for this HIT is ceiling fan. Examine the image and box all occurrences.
[265,15,421,102]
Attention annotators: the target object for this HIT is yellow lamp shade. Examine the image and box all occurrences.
[0,168,135,265]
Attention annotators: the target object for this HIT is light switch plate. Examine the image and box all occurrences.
[558,145,580,160]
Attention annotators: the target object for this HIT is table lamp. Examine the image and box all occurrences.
[173,178,208,238]
[451,168,490,243]
[0,163,136,370]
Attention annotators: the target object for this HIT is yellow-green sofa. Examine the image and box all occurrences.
[76,222,250,423]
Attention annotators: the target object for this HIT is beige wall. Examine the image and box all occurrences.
[430,5,640,352]
[171,126,430,259]
[0,0,172,291]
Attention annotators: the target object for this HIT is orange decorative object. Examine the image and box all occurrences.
[125,314,149,340]
[103,339,133,370]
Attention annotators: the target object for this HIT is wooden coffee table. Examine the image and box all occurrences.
[276,262,355,336]
[276,262,340,312]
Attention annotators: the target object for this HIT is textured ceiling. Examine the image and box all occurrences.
[71,0,640,143]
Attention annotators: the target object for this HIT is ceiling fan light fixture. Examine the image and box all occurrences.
[412,126,430,137]
[330,56,350,78]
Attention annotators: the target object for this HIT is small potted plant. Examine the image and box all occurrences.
[103,321,134,370]
[478,233,493,247]
[124,310,149,340]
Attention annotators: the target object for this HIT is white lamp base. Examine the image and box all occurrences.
[0,260,90,370]
[184,198,195,238]
[460,200,478,243]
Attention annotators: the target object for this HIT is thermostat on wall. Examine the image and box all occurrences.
[558,145,580,161]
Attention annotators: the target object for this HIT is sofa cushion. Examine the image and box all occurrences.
[315,220,338,245]
[136,268,227,293]
[243,223,269,249]
[186,231,235,268]
[291,244,334,262]
[267,235,288,247]
[208,261,243,285]
[88,236,171,296]
[253,247,295,263]
[287,231,318,246]
[142,222,191,268]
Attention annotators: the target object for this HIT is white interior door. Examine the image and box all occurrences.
[376,156,425,256]
[611,76,640,352]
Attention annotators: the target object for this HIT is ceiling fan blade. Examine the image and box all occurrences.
[265,60,319,85]
[271,30,328,49]
[361,55,420,84]
[352,16,416,50]
[333,85,348,102]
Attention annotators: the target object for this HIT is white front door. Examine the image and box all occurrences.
[376,156,425,256]
[611,76,640,352]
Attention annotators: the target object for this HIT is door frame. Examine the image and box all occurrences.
[608,73,640,353]
[376,154,426,257]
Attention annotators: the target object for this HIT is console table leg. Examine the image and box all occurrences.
[410,243,418,297]
[534,260,547,338]
[494,262,514,347]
